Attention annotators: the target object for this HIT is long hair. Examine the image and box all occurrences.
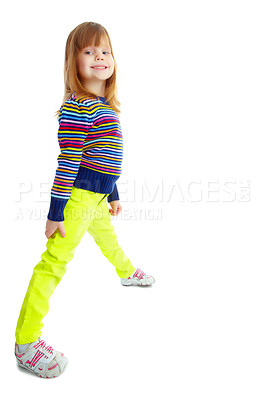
[55,21,121,118]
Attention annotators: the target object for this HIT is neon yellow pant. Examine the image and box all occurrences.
[15,187,135,344]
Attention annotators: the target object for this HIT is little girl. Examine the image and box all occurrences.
[14,21,155,379]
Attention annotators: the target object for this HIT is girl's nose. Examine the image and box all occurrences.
[95,54,103,61]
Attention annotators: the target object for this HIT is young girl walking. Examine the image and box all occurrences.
[14,21,155,379]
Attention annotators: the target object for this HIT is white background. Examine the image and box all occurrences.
[1,0,265,398]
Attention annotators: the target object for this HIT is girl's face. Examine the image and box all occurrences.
[77,39,115,86]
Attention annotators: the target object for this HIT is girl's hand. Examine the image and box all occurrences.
[109,201,122,216]
[45,219,66,239]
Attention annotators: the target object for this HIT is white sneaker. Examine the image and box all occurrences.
[14,337,68,378]
[121,268,155,286]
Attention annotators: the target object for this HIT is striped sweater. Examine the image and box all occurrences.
[47,93,123,221]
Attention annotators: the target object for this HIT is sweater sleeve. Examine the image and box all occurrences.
[47,99,96,221]
[107,183,119,203]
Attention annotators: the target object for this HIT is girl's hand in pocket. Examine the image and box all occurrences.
[45,219,66,239]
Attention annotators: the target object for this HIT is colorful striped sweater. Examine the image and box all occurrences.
[47,93,123,221]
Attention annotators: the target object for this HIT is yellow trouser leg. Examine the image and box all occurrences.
[15,187,103,344]
[87,198,136,279]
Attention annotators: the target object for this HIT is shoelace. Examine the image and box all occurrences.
[23,340,55,369]
[132,268,146,280]
[33,340,54,355]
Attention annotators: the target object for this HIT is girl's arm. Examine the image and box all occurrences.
[47,98,96,222]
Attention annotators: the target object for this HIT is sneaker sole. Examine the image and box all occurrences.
[121,277,155,286]
[16,356,68,378]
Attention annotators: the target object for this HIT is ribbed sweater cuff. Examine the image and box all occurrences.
[47,197,69,222]
[107,184,119,202]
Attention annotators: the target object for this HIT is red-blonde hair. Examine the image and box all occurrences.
[55,21,121,118]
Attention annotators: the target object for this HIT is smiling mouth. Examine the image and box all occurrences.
[91,66,108,69]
